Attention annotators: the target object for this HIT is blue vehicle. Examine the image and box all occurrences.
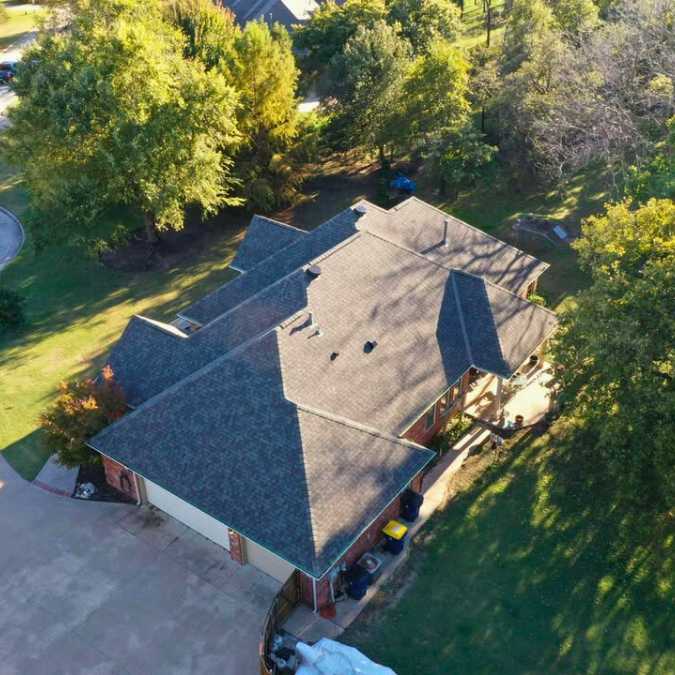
[390,173,416,194]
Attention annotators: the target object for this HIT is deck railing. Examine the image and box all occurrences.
[259,570,301,675]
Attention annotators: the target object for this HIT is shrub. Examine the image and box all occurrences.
[39,366,127,468]
[0,288,26,330]
[432,414,474,454]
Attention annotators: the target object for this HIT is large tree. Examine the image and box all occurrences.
[4,0,241,245]
[387,0,462,53]
[325,21,411,165]
[294,0,386,75]
[554,199,675,506]
[231,20,300,209]
[400,40,471,148]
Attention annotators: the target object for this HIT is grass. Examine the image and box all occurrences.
[0,2,41,51]
[456,0,508,51]
[343,420,675,675]
[0,158,244,479]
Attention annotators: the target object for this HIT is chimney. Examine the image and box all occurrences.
[443,218,450,247]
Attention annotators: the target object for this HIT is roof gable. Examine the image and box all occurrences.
[231,215,306,273]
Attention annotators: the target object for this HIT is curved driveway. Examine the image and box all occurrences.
[0,207,25,271]
[0,456,280,674]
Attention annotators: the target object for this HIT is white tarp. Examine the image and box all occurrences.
[296,639,396,675]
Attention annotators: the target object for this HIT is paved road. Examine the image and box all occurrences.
[0,207,24,270]
[0,456,280,674]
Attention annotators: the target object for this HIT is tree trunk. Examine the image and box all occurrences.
[144,212,159,245]
[481,106,486,133]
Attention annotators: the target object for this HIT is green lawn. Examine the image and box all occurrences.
[0,159,244,479]
[0,2,42,51]
[344,421,675,675]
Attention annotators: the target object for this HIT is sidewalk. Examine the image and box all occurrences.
[32,454,78,497]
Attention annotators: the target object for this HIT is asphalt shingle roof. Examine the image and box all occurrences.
[108,271,308,407]
[358,198,549,295]
[181,209,358,326]
[92,332,433,579]
[98,198,557,578]
[230,215,306,273]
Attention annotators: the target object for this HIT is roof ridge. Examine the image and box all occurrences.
[251,214,308,235]
[450,266,559,320]
[96,330,284,442]
[295,401,432,453]
[451,272,475,366]
[398,196,547,267]
[182,268,306,331]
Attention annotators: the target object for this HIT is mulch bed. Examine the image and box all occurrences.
[73,462,135,503]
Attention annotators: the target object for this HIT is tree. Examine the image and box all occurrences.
[294,0,386,75]
[3,0,241,246]
[40,366,127,468]
[625,117,675,203]
[165,0,239,74]
[501,0,556,74]
[546,0,599,35]
[497,0,675,186]
[230,21,300,209]
[553,199,675,506]
[387,0,462,53]
[325,21,411,165]
[400,40,471,150]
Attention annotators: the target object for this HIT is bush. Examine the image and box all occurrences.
[39,366,127,468]
[0,288,26,330]
[431,414,474,454]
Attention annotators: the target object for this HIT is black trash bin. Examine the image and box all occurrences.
[345,564,369,600]
[400,489,424,522]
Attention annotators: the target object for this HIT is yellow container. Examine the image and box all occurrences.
[382,520,408,540]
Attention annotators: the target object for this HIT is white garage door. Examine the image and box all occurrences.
[144,479,230,550]
[245,538,295,582]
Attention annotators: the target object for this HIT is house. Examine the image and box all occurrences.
[219,0,320,27]
[89,197,558,611]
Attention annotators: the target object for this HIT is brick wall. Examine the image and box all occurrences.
[102,456,139,502]
[299,475,424,609]
[404,370,472,446]
[229,530,246,564]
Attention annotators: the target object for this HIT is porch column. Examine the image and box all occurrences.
[495,378,504,420]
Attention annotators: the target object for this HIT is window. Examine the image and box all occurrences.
[423,405,436,431]
[438,385,459,416]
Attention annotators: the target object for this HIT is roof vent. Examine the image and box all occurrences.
[330,351,339,361]
[353,203,368,216]
[443,218,450,247]
[364,340,378,354]
[306,264,322,279]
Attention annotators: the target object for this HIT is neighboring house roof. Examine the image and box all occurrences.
[91,332,433,579]
[222,0,319,25]
[95,197,557,579]
[230,215,306,273]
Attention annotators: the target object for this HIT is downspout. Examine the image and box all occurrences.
[131,472,142,506]
[312,577,319,614]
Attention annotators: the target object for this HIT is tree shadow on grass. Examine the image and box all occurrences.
[344,420,674,675]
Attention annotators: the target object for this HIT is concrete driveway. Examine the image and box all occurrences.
[0,456,280,675]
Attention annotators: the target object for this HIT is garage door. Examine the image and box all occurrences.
[144,479,230,550]
[245,538,295,582]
